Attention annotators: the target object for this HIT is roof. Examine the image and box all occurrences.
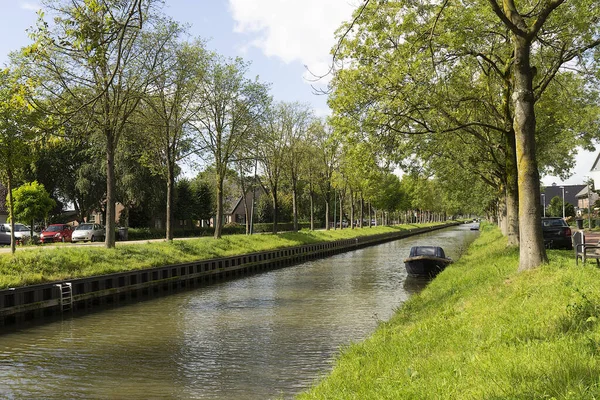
[591,152,600,172]
[541,184,586,206]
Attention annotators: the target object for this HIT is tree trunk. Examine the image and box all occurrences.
[214,172,224,239]
[360,194,364,228]
[272,190,278,234]
[325,199,330,231]
[350,191,355,229]
[339,191,344,230]
[292,180,298,232]
[310,188,315,230]
[166,162,174,241]
[7,168,15,254]
[105,133,116,248]
[513,36,547,269]
[505,129,520,246]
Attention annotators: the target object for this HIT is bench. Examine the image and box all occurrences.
[573,231,600,265]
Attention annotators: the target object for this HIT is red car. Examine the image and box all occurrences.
[39,224,73,243]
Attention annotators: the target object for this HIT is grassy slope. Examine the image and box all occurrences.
[299,224,600,400]
[0,224,440,289]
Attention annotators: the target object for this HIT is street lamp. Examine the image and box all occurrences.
[560,186,565,219]
[541,193,546,217]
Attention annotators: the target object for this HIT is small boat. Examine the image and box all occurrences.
[404,246,453,277]
[470,223,480,230]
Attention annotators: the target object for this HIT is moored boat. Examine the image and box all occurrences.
[404,246,452,277]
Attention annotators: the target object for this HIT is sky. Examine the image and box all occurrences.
[0,0,597,187]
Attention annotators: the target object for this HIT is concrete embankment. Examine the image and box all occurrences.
[0,223,459,326]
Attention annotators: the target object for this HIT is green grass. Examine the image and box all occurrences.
[299,224,600,400]
[0,223,443,289]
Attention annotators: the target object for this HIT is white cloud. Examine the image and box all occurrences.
[19,1,41,11]
[228,0,357,86]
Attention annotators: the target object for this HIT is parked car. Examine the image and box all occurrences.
[71,223,105,243]
[0,223,38,244]
[6,223,38,241]
[39,224,73,244]
[0,224,10,245]
[541,217,572,250]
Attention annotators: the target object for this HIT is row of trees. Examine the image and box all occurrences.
[328,0,600,270]
[0,0,486,253]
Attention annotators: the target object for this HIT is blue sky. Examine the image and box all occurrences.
[0,0,357,116]
[0,0,596,185]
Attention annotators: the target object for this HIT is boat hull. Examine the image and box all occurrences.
[404,256,452,277]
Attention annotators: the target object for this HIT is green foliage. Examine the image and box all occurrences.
[546,195,576,218]
[8,181,56,224]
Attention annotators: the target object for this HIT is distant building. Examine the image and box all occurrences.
[590,153,600,190]
[575,186,599,216]
[540,183,585,213]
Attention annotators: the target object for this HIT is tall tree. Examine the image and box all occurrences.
[27,0,163,248]
[139,31,208,240]
[282,102,313,232]
[331,0,600,269]
[0,67,41,254]
[486,0,600,269]
[192,55,270,238]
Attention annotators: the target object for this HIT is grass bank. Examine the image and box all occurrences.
[299,224,600,399]
[0,223,445,289]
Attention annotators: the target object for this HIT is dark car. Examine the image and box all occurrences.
[39,224,73,244]
[541,217,572,250]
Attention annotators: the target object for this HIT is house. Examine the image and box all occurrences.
[590,153,600,190]
[575,185,599,216]
[208,188,265,227]
[86,202,126,226]
[0,183,7,224]
[227,189,263,225]
[540,183,585,212]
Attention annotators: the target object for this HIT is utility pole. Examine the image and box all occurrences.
[541,193,546,217]
[587,178,592,229]
[560,186,565,219]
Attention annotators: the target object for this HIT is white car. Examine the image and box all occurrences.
[71,223,106,243]
[1,223,38,243]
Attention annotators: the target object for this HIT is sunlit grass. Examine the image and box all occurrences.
[299,224,600,399]
[0,224,444,289]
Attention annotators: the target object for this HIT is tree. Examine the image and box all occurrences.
[9,181,56,237]
[546,196,575,218]
[27,0,163,248]
[258,102,290,234]
[282,102,313,232]
[0,67,41,254]
[332,0,600,269]
[308,119,339,230]
[192,55,270,238]
[139,30,208,240]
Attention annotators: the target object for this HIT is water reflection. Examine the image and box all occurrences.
[0,225,478,399]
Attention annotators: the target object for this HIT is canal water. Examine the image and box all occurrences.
[0,225,478,399]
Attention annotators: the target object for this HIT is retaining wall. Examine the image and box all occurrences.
[0,223,458,325]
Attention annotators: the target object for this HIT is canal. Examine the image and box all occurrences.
[0,225,478,399]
